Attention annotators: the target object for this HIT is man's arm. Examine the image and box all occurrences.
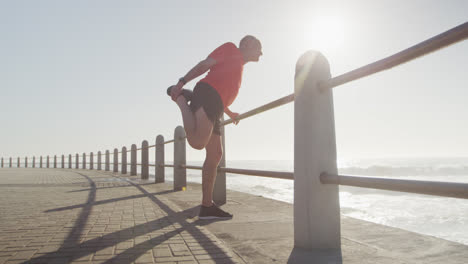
[170,57,216,100]
[225,107,240,125]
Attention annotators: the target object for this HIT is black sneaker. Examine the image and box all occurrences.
[167,86,193,102]
[199,204,233,220]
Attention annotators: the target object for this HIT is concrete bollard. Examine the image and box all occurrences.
[25,157,28,168]
[1,157,4,168]
[82,153,86,169]
[69,154,72,169]
[141,140,149,179]
[47,156,50,168]
[113,149,118,173]
[156,135,165,183]
[131,144,137,176]
[213,116,227,205]
[33,157,35,168]
[61,155,65,169]
[39,156,42,168]
[105,150,110,171]
[174,126,186,191]
[54,155,57,168]
[294,51,340,253]
[75,154,79,169]
[90,152,94,170]
[97,151,102,170]
[121,147,127,174]
[10,157,12,168]
[18,157,20,168]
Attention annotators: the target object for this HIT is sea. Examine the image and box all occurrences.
[142,157,468,245]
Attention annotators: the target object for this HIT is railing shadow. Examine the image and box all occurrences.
[287,247,342,264]
[24,170,238,264]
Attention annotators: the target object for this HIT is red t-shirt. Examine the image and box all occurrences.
[199,42,244,109]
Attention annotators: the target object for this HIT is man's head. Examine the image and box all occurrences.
[239,35,263,63]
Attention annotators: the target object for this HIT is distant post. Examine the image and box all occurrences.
[54,155,57,168]
[131,144,137,176]
[39,156,42,168]
[68,154,72,169]
[75,154,79,169]
[156,135,165,183]
[97,151,102,170]
[47,156,50,168]
[121,147,127,174]
[61,155,65,169]
[1,157,4,168]
[90,152,94,170]
[17,157,20,168]
[213,116,227,205]
[105,150,110,171]
[82,153,86,169]
[294,51,340,253]
[141,140,149,179]
[10,157,12,168]
[33,157,35,168]
[25,157,28,168]
[113,149,118,173]
[173,126,186,191]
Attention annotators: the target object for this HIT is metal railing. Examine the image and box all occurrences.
[2,21,468,253]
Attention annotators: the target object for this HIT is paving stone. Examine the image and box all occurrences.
[0,169,243,264]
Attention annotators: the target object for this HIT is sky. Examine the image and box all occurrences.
[1,0,467,163]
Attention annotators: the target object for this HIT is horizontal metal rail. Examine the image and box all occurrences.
[181,164,294,180]
[221,94,295,126]
[164,139,175,145]
[320,22,468,91]
[321,173,468,199]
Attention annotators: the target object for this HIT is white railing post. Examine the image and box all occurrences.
[90,152,93,170]
[113,149,118,173]
[213,116,227,205]
[105,150,110,171]
[294,51,340,253]
[131,144,137,176]
[97,151,101,170]
[121,147,127,174]
[156,135,165,183]
[141,140,149,179]
[174,126,186,191]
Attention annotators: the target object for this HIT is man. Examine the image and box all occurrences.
[167,35,263,219]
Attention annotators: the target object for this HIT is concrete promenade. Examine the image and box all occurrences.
[0,169,467,264]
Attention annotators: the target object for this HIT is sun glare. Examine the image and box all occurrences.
[305,15,347,52]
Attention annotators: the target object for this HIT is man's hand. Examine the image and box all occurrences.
[170,83,183,101]
[227,111,240,125]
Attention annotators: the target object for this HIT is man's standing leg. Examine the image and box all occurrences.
[199,133,232,219]
[202,133,223,206]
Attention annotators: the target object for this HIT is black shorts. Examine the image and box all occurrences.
[189,82,224,135]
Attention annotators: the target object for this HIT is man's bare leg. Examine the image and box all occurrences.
[202,133,223,207]
[175,96,213,150]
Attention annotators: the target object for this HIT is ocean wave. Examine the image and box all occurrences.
[339,165,468,176]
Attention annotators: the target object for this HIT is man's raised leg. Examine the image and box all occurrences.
[175,97,213,150]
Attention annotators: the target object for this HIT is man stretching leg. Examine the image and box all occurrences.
[168,35,263,219]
